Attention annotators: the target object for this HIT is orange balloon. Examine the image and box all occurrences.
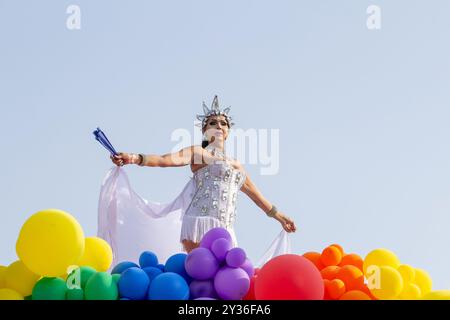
[303,252,325,271]
[335,265,365,291]
[320,246,342,267]
[356,283,377,300]
[340,253,364,271]
[321,266,341,280]
[339,290,371,300]
[325,279,346,300]
[330,244,344,255]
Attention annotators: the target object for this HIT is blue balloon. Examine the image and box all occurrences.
[164,253,192,283]
[139,251,159,268]
[142,267,163,284]
[148,272,189,300]
[111,261,140,275]
[118,267,150,300]
[156,264,165,271]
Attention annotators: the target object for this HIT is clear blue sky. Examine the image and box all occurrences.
[1,1,449,289]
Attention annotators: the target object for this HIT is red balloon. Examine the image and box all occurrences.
[255,254,324,300]
[243,275,256,300]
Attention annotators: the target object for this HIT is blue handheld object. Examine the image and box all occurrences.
[93,127,118,156]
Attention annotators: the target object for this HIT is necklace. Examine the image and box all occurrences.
[205,144,226,161]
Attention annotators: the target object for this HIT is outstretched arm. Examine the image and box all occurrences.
[110,145,203,167]
[238,164,297,233]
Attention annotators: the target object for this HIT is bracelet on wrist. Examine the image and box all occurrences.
[266,205,278,218]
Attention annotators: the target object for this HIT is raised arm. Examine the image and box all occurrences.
[110,145,203,168]
[239,164,297,233]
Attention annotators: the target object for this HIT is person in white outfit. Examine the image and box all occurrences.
[110,95,296,253]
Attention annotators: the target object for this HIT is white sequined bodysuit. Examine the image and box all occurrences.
[180,146,246,246]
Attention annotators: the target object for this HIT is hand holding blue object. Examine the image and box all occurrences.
[93,127,118,156]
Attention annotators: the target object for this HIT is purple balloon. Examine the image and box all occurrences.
[214,266,250,300]
[185,247,219,280]
[211,238,232,262]
[200,228,232,250]
[189,280,218,299]
[225,247,246,268]
[194,297,217,300]
[240,258,255,278]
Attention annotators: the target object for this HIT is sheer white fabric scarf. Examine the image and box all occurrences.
[97,166,291,269]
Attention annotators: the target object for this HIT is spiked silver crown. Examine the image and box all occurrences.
[196,95,235,128]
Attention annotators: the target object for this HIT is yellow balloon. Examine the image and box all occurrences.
[0,288,24,300]
[413,268,432,296]
[398,282,421,300]
[4,260,39,296]
[0,265,7,288]
[363,248,401,275]
[397,264,415,283]
[422,290,450,300]
[16,209,85,277]
[77,237,113,272]
[367,266,404,300]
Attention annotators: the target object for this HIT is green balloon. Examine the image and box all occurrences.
[84,272,118,300]
[24,295,32,300]
[66,266,97,289]
[32,277,67,300]
[66,288,84,300]
[112,273,121,284]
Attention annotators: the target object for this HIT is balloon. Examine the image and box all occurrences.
[66,288,84,300]
[367,266,403,300]
[142,267,163,284]
[398,282,421,300]
[66,266,96,290]
[112,274,121,284]
[118,267,150,300]
[335,265,364,291]
[413,268,432,296]
[185,248,219,280]
[16,209,85,277]
[422,290,450,300]
[200,228,232,250]
[302,252,325,271]
[32,277,67,300]
[211,238,232,262]
[84,272,118,300]
[339,290,371,300]
[243,276,256,300]
[148,272,189,300]
[320,266,340,280]
[165,253,191,283]
[339,253,363,271]
[156,264,165,271]
[111,261,139,275]
[0,266,6,288]
[255,254,324,300]
[226,248,246,268]
[195,297,217,300]
[397,265,415,284]
[363,249,400,275]
[330,244,344,255]
[214,266,250,300]
[77,237,113,272]
[0,288,24,300]
[139,251,159,269]
[323,279,345,300]
[320,246,342,267]
[4,260,39,296]
[189,280,217,299]
[240,258,255,278]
